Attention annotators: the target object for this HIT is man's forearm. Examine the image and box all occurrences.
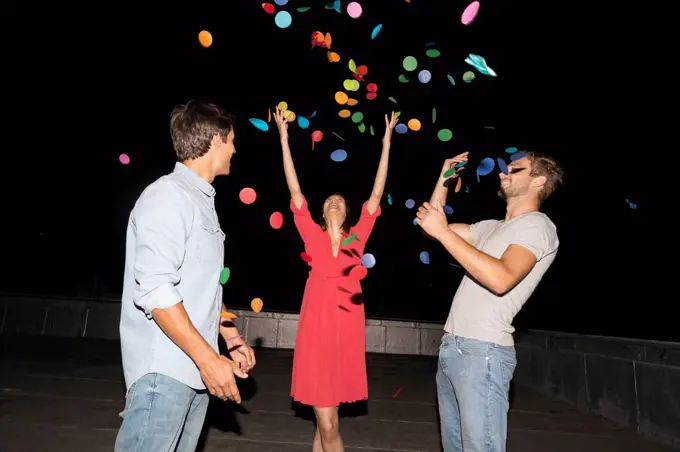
[436,228,509,295]
[152,303,218,368]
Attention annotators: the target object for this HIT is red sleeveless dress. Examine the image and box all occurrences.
[289,196,381,407]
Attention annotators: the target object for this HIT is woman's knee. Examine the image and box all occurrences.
[314,407,340,440]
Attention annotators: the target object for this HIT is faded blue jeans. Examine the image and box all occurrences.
[437,334,517,452]
[115,372,210,452]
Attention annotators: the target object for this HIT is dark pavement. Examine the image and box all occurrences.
[0,336,671,451]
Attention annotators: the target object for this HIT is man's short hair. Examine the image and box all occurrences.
[170,100,235,161]
[526,151,563,202]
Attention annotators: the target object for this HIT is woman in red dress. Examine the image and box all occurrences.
[274,107,397,451]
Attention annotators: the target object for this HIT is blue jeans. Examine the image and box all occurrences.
[115,372,210,452]
[437,334,517,452]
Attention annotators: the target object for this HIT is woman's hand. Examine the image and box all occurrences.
[273,107,289,142]
[382,112,399,145]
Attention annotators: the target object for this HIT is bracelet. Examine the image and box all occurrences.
[224,334,243,342]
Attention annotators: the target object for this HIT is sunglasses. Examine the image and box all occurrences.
[508,167,528,175]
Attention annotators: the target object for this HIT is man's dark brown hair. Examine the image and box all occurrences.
[319,193,352,234]
[170,100,235,161]
[526,151,564,202]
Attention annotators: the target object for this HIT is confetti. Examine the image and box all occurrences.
[347,1,363,18]
[312,130,323,150]
[119,154,130,165]
[405,199,415,209]
[220,267,231,284]
[505,147,518,154]
[371,24,383,39]
[402,56,418,71]
[239,187,257,204]
[297,116,310,129]
[198,30,212,48]
[274,10,292,28]
[249,118,269,132]
[444,205,454,215]
[270,212,283,229]
[335,91,349,104]
[349,265,368,281]
[461,1,480,25]
[342,233,360,246]
[362,253,376,268]
[496,158,509,175]
[395,123,408,134]
[426,49,441,58]
[407,119,421,131]
[418,70,432,83]
[462,71,476,83]
[510,151,527,161]
[437,129,453,142]
[419,251,430,264]
[477,158,495,176]
[301,252,313,263]
[330,149,348,162]
[465,53,497,77]
[251,298,264,312]
[221,311,237,320]
[262,3,275,14]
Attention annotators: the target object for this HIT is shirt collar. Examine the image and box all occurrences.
[174,162,215,197]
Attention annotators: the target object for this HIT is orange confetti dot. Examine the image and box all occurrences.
[334,91,348,105]
[346,98,359,106]
[221,311,237,319]
[407,119,422,131]
[327,51,340,63]
[338,109,351,118]
[251,298,264,313]
[198,30,213,48]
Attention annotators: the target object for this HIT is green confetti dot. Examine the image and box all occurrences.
[219,267,231,284]
[358,123,366,133]
[402,56,418,71]
[437,129,453,142]
[351,111,364,123]
[425,49,441,58]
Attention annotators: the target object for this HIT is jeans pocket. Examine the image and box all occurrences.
[119,384,136,418]
[457,339,491,358]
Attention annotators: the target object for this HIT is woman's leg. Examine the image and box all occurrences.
[313,406,343,452]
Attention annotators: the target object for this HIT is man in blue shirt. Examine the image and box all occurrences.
[115,100,256,452]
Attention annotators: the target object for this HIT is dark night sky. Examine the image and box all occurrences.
[5,2,659,339]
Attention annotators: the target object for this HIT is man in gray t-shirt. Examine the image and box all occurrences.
[416,151,563,452]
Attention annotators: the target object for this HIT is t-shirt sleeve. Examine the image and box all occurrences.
[509,214,559,261]
[469,220,498,245]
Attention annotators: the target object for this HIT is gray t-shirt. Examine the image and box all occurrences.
[443,212,559,346]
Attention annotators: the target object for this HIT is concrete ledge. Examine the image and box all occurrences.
[0,294,444,357]
[514,330,680,450]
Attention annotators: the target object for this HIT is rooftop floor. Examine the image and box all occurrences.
[0,336,671,451]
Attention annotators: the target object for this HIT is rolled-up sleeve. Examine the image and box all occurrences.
[131,182,193,318]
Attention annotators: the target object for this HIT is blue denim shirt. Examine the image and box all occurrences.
[120,162,225,390]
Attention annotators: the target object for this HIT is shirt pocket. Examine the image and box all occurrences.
[196,221,225,263]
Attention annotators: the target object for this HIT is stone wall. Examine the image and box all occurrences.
[1,294,678,449]
[0,294,444,356]
[514,330,680,450]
